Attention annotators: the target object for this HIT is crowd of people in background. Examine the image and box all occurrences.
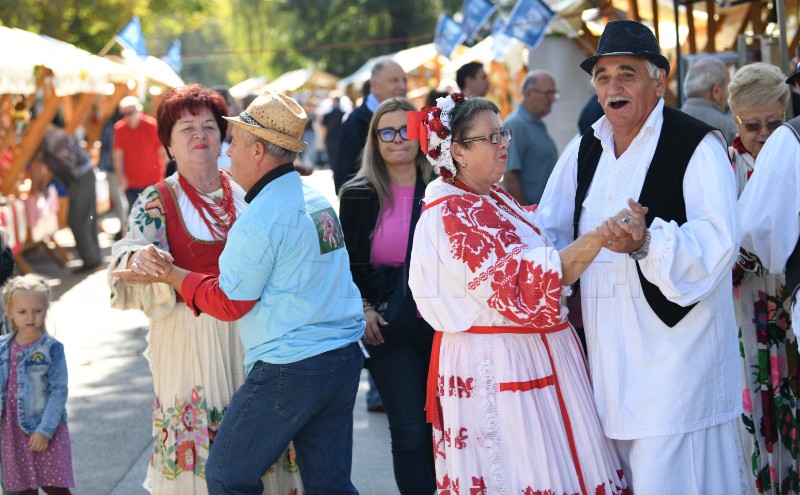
[2,15,800,495]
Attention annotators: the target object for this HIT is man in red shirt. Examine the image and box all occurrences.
[113,96,167,212]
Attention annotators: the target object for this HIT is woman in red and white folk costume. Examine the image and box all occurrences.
[408,95,636,495]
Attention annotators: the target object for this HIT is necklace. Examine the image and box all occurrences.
[178,171,237,240]
[450,178,540,235]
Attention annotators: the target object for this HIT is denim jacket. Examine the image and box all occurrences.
[0,333,68,438]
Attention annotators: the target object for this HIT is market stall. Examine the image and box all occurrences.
[0,26,134,272]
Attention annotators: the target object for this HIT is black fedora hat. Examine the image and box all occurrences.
[580,20,670,76]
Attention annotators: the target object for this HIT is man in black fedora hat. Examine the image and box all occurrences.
[539,20,746,493]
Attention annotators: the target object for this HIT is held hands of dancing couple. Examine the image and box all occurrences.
[112,198,649,295]
[599,198,649,253]
[112,245,183,288]
[560,198,648,286]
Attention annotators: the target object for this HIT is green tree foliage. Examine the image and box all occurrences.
[2,0,468,86]
[0,0,137,52]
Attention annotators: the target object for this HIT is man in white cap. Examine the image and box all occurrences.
[538,20,746,493]
[130,90,366,494]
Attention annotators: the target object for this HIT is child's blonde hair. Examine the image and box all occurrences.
[2,275,52,331]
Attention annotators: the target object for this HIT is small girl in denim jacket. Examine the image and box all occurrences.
[0,275,74,494]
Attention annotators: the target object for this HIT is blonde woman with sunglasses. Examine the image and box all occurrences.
[728,61,795,494]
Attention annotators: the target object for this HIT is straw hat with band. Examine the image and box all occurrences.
[580,20,671,76]
[223,90,308,152]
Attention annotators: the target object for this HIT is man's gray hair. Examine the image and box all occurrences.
[242,130,297,163]
[521,69,554,93]
[683,58,728,98]
[371,57,399,80]
[590,59,662,87]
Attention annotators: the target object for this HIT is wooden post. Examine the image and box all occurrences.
[65,93,95,136]
[83,82,131,153]
[1,72,62,197]
[627,0,641,22]
[705,0,717,52]
[652,0,661,42]
[686,5,697,54]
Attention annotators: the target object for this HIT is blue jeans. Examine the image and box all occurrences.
[367,334,436,495]
[206,343,364,495]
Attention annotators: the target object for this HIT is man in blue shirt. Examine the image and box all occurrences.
[502,70,560,206]
[128,91,366,494]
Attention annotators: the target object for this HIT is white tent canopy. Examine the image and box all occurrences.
[229,76,267,100]
[440,35,529,82]
[337,43,448,91]
[0,27,133,96]
[119,49,185,89]
[264,68,339,93]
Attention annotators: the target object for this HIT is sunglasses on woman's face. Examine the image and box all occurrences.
[376,126,408,142]
[735,114,785,133]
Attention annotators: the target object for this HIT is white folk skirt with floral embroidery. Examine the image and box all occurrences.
[143,305,303,494]
[432,329,627,495]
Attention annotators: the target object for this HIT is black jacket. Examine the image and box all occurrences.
[333,102,373,193]
[339,182,384,297]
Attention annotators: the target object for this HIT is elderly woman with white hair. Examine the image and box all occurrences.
[728,62,794,494]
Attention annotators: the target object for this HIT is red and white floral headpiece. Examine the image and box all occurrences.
[407,92,465,178]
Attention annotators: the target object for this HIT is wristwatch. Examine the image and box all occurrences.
[629,230,651,261]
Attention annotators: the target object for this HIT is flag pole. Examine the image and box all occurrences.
[98,37,118,57]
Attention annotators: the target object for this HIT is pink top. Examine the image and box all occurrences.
[371,183,415,268]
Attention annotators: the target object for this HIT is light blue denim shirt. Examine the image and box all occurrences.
[0,333,69,438]
[219,171,365,373]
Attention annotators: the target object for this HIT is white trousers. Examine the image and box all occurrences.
[614,419,751,495]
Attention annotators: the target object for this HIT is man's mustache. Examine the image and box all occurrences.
[604,96,632,107]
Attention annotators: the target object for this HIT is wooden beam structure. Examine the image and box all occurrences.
[686,5,698,53]
[65,93,95,135]
[1,71,62,197]
[652,0,661,42]
[705,0,717,52]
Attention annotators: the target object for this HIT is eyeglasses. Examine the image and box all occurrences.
[531,89,560,100]
[735,114,785,133]
[457,129,512,145]
[376,126,408,142]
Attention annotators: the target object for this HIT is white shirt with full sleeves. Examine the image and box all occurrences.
[739,124,800,334]
[538,99,742,439]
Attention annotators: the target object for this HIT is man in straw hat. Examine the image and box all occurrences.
[129,90,366,494]
[739,51,800,388]
[538,20,746,492]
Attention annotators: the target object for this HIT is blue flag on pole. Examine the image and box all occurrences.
[116,16,148,57]
[162,40,182,73]
[490,19,515,61]
[502,0,554,51]
[434,14,466,58]
[462,0,497,43]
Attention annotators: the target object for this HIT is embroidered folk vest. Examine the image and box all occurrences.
[575,107,716,327]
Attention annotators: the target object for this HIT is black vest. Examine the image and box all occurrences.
[575,107,716,327]
[783,116,800,300]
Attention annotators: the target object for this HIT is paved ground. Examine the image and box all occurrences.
[17,168,401,494]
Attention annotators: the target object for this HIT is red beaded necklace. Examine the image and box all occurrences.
[178,171,237,240]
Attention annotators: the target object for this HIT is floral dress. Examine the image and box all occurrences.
[107,174,302,494]
[732,142,799,494]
